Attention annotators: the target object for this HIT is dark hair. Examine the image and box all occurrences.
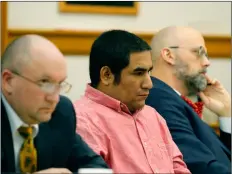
[89,29,151,88]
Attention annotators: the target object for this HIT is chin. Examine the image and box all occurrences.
[198,81,208,91]
[135,102,146,110]
[37,113,53,123]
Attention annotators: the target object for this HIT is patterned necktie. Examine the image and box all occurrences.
[18,126,37,173]
[181,95,204,118]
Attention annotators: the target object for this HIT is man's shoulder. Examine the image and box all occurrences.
[147,86,182,108]
[51,95,76,123]
[150,85,178,99]
[146,86,189,121]
[73,96,108,113]
[57,95,73,107]
[54,95,74,112]
[73,97,102,119]
[73,96,91,108]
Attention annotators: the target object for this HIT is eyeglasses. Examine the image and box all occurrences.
[168,46,209,59]
[11,70,72,94]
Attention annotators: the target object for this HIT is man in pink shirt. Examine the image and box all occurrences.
[74,30,190,174]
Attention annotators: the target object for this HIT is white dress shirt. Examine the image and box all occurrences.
[173,89,231,134]
[2,94,39,172]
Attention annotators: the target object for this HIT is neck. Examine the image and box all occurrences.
[151,66,189,96]
[2,90,13,107]
[96,83,109,96]
[96,83,136,114]
[96,83,120,103]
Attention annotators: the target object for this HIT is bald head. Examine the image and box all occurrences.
[1,34,64,73]
[1,34,68,125]
[150,26,210,96]
[151,26,205,62]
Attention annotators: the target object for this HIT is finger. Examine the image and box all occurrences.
[204,74,213,84]
[211,78,217,85]
[214,79,222,87]
[199,92,209,105]
[208,78,222,89]
[204,74,219,85]
[202,90,210,96]
[210,79,224,90]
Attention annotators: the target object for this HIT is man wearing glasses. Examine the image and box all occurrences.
[1,35,108,173]
[146,26,231,174]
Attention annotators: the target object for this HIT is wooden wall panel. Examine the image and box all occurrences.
[7,29,231,58]
[1,2,8,55]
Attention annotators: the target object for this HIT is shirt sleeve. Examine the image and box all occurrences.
[219,117,231,133]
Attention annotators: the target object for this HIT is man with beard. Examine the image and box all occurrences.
[146,26,231,174]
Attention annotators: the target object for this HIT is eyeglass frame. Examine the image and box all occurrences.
[168,46,209,59]
[9,70,72,94]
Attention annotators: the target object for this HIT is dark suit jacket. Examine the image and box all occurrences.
[1,95,108,173]
[146,77,231,174]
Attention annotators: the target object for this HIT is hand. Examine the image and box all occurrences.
[199,75,231,117]
[32,168,72,174]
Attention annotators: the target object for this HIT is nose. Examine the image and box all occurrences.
[46,92,60,104]
[142,73,153,90]
[202,55,210,68]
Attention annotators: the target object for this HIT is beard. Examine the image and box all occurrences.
[174,59,207,95]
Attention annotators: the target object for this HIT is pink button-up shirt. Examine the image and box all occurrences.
[74,84,190,174]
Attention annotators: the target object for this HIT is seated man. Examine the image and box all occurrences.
[1,35,109,173]
[74,29,190,173]
[146,26,231,174]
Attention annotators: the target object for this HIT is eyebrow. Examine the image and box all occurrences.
[39,75,67,83]
[133,66,153,72]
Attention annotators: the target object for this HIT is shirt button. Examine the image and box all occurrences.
[144,142,147,147]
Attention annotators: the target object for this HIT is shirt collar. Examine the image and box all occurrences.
[1,94,39,138]
[173,89,181,96]
[84,84,140,115]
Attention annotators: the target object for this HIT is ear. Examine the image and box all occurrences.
[1,69,15,94]
[99,66,114,86]
[161,48,176,65]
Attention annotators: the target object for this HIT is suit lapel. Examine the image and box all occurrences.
[1,101,16,172]
[35,123,53,170]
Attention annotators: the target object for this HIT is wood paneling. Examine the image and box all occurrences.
[7,29,231,58]
[204,35,231,58]
[1,2,8,55]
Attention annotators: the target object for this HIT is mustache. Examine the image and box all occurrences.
[199,69,207,74]
[198,69,213,86]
